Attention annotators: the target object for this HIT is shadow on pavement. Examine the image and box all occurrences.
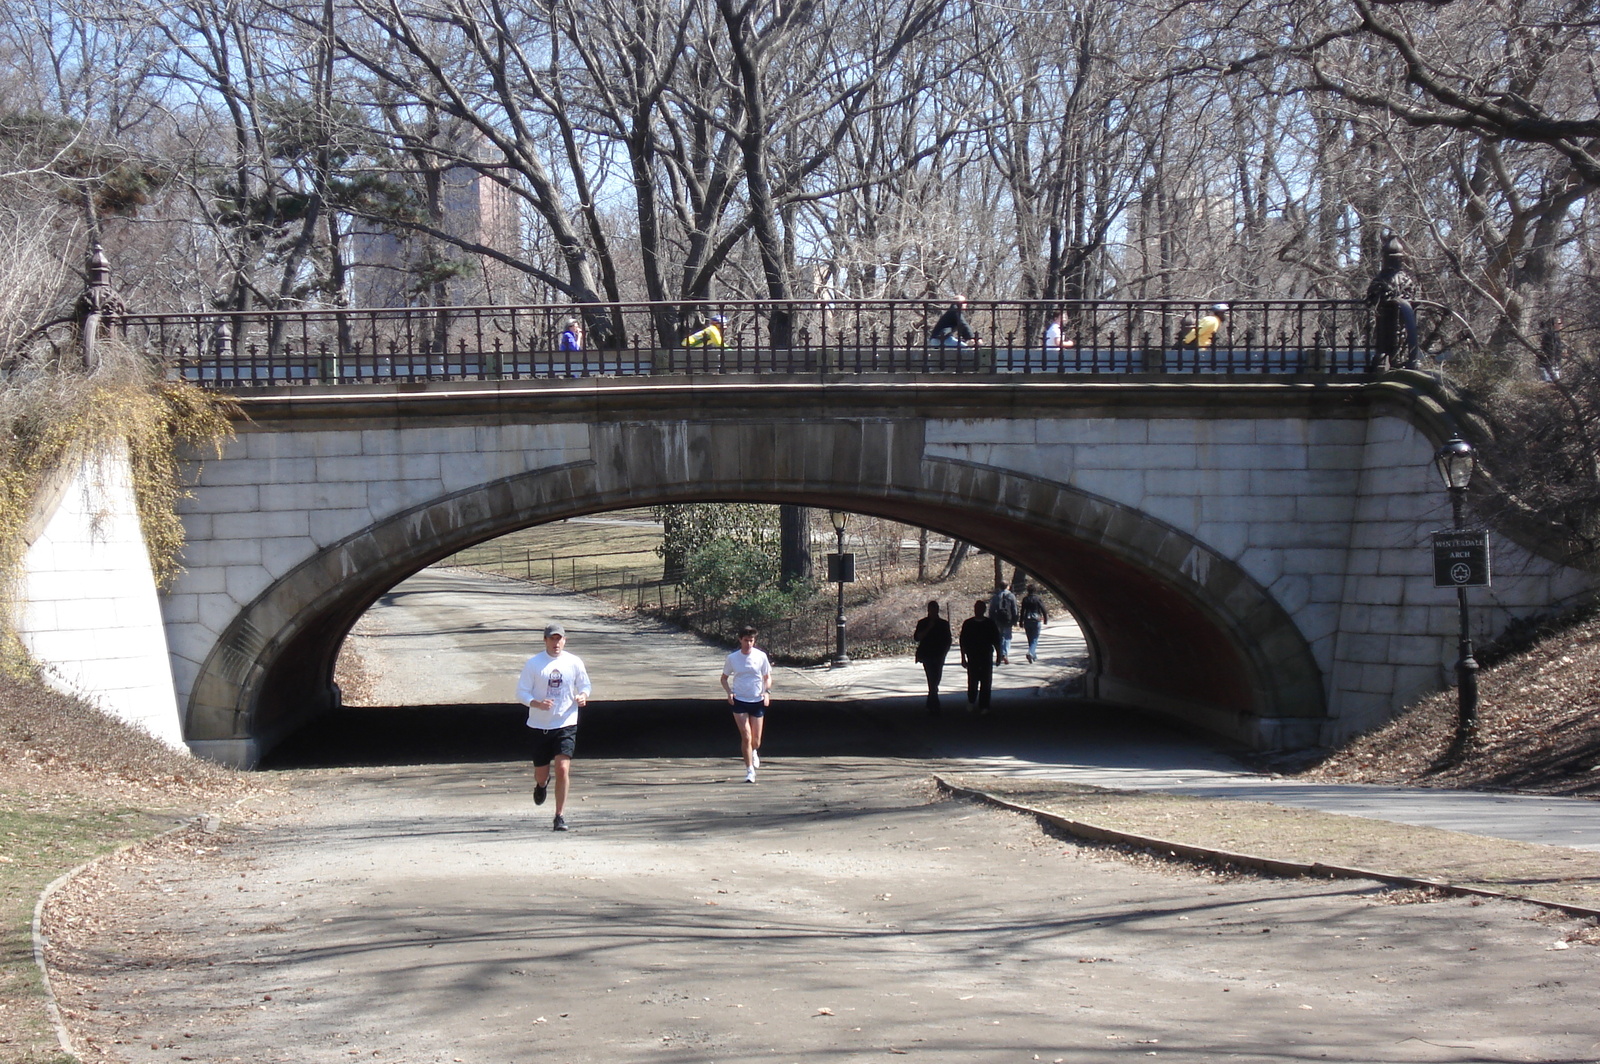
[260,694,1239,771]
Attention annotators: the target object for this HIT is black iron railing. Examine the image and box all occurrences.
[112,299,1381,387]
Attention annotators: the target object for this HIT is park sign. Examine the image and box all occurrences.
[1432,530,1491,588]
[827,552,857,583]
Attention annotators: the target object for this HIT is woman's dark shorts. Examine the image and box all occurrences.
[529,724,578,767]
[731,699,766,718]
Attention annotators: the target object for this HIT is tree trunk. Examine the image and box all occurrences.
[779,504,811,585]
[941,540,971,580]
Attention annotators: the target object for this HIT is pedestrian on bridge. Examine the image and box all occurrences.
[721,626,772,783]
[683,315,726,348]
[928,297,978,347]
[1181,303,1228,348]
[959,600,1006,714]
[516,623,592,832]
[559,319,583,352]
[913,601,953,715]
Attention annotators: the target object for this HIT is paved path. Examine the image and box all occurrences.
[47,568,1600,1063]
[55,758,1600,1064]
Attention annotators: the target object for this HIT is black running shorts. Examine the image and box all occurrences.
[529,724,578,767]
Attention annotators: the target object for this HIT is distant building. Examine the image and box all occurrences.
[350,131,523,308]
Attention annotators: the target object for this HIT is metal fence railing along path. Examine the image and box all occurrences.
[112,298,1383,387]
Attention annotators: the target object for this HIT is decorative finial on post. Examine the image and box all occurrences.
[80,240,112,371]
[1364,232,1420,373]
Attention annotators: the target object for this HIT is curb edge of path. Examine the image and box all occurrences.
[934,775,1600,921]
[32,807,247,1061]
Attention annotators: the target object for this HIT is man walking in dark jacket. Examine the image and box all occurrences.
[913,601,953,715]
[959,600,1006,714]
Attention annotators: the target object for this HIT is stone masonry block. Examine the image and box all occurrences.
[223,565,271,604]
[1146,420,1203,446]
[244,430,363,460]
[1193,421,1257,446]
[260,482,369,513]
[1201,493,1294,525]
[181,538,263,569]
[1276,467,1362,496]
[1196,521,1250,558]
[1032,421,1088,445]
[1218,442,1311,470]
[1336,632,1391,666]
[195,592,245,635]
[366,481,446,522]
[188,484,261,513]
[1276,547,1348,576]
[1354,661,1401,695]
[419,425,481,453]
[1066,469,1147,511]
[1350,574,1408,605]
[1147,467,1248,497]
[924,419,1008,445]
[159,595,199,624]
[1251,420,1310,446]
[438,452,509,495]
[198,457,317,487]
[1343,550,1381,577]
[169,566,228,595]
[1237,547,1285,587]
[1289,601,1339,645]
[1294,495,1359,524]
[213,511,310,539]
[309,508,375,549]
[260,538,316,581]
[1247,521,1351,551]
[1140,495,1201,534]
[1306,418,1367,448]
[1306,443,1367,470]
[359,427,404,456]
[482,421,589,456]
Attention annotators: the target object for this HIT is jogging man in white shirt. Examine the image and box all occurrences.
[720,626,772,782]
[515,623,592,831]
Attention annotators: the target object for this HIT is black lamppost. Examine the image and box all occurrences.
[1434,434,1479,736]
[830,509,850,667]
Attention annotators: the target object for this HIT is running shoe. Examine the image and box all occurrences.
[534,782,548,805]
[752,750,760,769]
[745,766,756,783]
[553,814,568,831]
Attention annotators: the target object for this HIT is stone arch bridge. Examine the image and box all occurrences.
[142,371,1592,767]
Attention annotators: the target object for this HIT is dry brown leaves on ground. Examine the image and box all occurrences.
[1300,611,1600,796]
[0,672,254,807]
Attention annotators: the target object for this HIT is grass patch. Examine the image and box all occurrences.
[445,512,668,606]
[0,670,257,1062]
[0,800,177,1063]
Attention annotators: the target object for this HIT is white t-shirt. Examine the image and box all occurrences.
[722,647,771,703]
[516,650,591,730]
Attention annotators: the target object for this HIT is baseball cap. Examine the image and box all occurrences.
[543,623,566,638]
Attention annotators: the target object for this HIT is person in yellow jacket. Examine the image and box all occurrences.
[683,315,726,347]
[1181,303,1228,347]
